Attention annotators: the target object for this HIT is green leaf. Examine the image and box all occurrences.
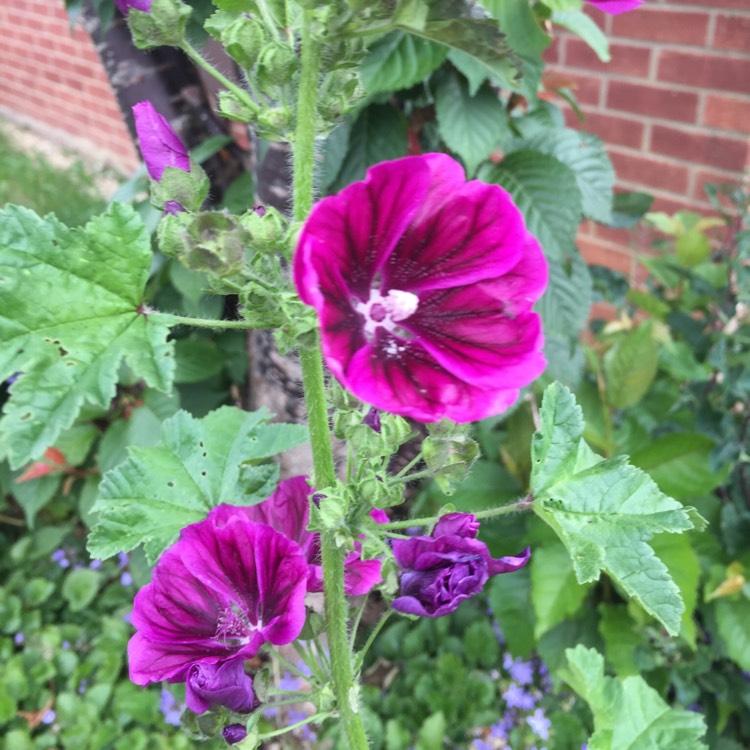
[0,204,174,469]
[560,645,708,750]
[676,229,710,267]
[319,120,352,192]
[484,0,551,59]
[537,253,593,339]
[416,711,447,750]
[173,338,225,383]
[487,565,536,657]
[62,568,101,612]
[610,191,654,229]
[552,11,609,62]
[604,324,658,409]
[714,596,750,671]
[631,433,728,499]
[434,71,508,174]
[531,539,592,638]
[479,151,582,260]
[88,406,308,563]
[395,0,520,91]
[332,104,408,190]
[446,49,489,95]
[598,604,644,676]
[360,31,448,95]
[507,128,614,223]
[531,383,704,635]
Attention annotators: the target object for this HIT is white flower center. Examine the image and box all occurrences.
[356,288,419,337]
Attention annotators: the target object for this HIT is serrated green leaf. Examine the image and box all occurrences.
[553,11,610,63]
[332,104,408,190]
[0,204,174,469]
[484,0,551,58]
[446,49,488,95]
[360,31,448,95]
[560,645,707,750]
[598,604,644,676]
[631,433,728,499]
[479,151,582,260]
[538,253,593,338]
[531,383,703,635]
[88,406,308,563]
[604,324,658,409]
[396,0,520,90]
[714,596,750,671]
[507,128,614,223]
[434,71,508,173]
[531,539,592,638]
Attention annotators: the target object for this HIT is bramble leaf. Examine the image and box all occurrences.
[560,646,707,750]
[0,203,174,469]
[531,383,705,635]
[87,406,308,563]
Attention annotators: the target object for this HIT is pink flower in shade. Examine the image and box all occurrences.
[208,476,384,596]
[115,0,152,15]
[294,154,547,423]
[127,516,308,685]
[392,512,530,617]
[586,0,643,14]
[132,101,190,181]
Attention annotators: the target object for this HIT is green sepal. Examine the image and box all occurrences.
[218,90,258,123]
[149,161,209,213]
[422,422,480,496]
[128,0,192,49]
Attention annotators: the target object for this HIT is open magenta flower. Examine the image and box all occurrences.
[185,659,258,715]
[115,0,152,15]
[586,0,643,14]
[294,154,547,423]
[132,101,190,181]
[127,514,308,685]
[208,476,383,596]
[391,512,530,617]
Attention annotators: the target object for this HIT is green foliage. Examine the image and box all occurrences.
[0,204,175,469]
[88,406,308,562]
[560,646,707,749]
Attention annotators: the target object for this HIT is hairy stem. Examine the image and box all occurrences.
[294,12,369,749]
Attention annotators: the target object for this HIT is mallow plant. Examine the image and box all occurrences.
[0,1,712,748]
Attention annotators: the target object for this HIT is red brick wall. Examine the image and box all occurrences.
[545,0,750,277]
[0,0,137,173]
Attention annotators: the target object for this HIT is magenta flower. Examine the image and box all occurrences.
[127,515,308,685]
[208,476,383,596]
[132,101,190,181]
[294,154,547,423]
[115,0,152,14]
[185,659,258,715]
[391,512,530,617]
[586,0,643,14]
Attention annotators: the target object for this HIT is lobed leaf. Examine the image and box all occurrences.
[0,204,174,469]
[531,383,705,635]
[87,406,308,563]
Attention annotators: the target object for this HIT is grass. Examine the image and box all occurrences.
[0,123,108,226]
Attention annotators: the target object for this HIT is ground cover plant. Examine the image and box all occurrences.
[1,0,748,748]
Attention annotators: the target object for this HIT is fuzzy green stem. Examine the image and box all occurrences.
[293,12,369,749]
[258,712,331,740]
[161,313,260,330]
[354,610,393,670]
[180,41,260,115]
[378,497,534,531]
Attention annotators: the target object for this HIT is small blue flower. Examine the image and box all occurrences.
[117,551,130,569]
[41,710,56,725]
[62,641,70,650]
[13,632,24,645]
[278,671,303,692]
[503,682,536,711]
[89,559,103,570]
[527,708,550,740]
[159,689,183,727]
[77,679,88,695]
[51,549,70,568]
[120,572,134,587]
[504,653,534,685]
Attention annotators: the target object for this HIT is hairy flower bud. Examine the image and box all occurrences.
[224,15,266,70]
[127,0,191,49]
[256,42,298,89]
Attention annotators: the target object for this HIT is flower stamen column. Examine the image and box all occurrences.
[292,11,370,749]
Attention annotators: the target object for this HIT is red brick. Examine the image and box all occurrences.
[714,14,750,52]
[609,148,691,194]
[574,111,645,150]
[658,51,750,95]
[544,35,562,66]
[564,38,651,77]
[651,124,748,172]
[607,80,698,123]
[546,69,602,106]
[611,9,709,46]
[579,236,634,275]
[703,94,750,133]
[691,168,743,203]
[670,0,750,8]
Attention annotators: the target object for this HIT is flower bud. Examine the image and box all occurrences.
[224,15,266,70]
[256,42,298,89]
[222,724,247,745]
[239,205,287,253]
[422,429,479,495]
[186,659,258,715]
[218,91,257,123]
[127,0,191,49]
[255,107,292,139]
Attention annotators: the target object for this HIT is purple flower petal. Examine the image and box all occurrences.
[128,518,308,685]
[433,512,480,539]
[186,659,258,715]
[223,724,248,744]
[586,0,643,14]
[114,0,152,14]
[294,154,547,423]
[132,101,190,181]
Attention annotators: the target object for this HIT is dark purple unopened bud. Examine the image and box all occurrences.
[392,513,530,617]
[132,101,190,181]
[114,0,152,16]
[252,205,266,217]
[186,659,258,715]
[223,723,248,745]
[362,407,381,433]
